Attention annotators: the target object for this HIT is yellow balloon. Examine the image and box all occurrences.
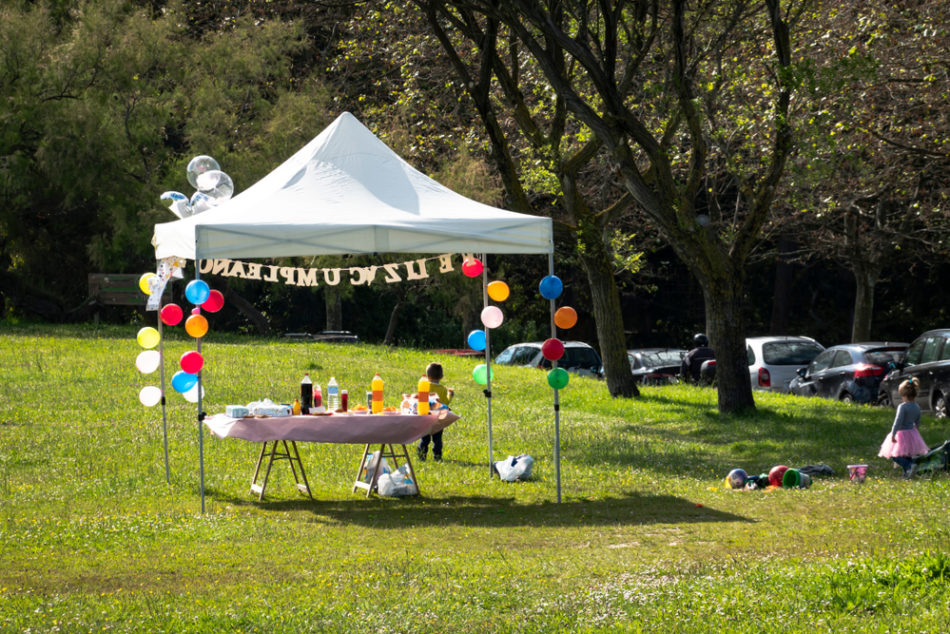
[487,280,510,302]
[136,326,160,349]
[185,314,209,338]
[139,272,156,295]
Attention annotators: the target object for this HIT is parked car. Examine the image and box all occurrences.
[495,341,604,378]
[789,342,908,404]
[627,348,687,385]
[747,336,825,393]
[877,328,950,417]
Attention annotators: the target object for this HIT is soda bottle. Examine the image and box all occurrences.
[292,398,301,416]
[300,374,312,412]
[371,373,384,414]
[417,376,430,415]
[313,383,322,411]
[327,377,340,411]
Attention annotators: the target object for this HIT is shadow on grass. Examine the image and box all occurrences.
[207,488,753,528]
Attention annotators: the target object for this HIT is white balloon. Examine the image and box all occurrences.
[183,383,206,403]
[480,305,504,329]
[196,170,234,203]
[139,385,162,407]
[186,155,220,189]
[135,350,161,374]
[190,191,213,215]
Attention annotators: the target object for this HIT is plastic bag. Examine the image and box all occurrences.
[494,454,534,482]
[361,451,391,483]
[377,464,418,496]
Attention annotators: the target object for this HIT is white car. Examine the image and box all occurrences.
[494,341,604,379]
[747,336,825,392]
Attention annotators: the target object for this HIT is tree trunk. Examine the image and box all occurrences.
[325,285,343,331]
[851,268,878,342]
[703,273,755,413]
[223,288,271,336]
[384,299,403,346]
[576,218,639,397]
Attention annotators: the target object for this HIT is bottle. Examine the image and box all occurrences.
[327,377,340,411]
[313,383,322,411]
[292,398,301,416]
[371,373,384,414]
[417,376,430,415]
[341,389,348,412]
[300,374,312,412]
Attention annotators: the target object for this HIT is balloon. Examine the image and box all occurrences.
[136,327,160,349]
[135,350,161,374]
[541,338,565,361]
[160,191,190,218]
[185,280,210,305]
[554,306,578,329]
[539,275,563,299]
[182,382,205,403]
[138,272,156,295]
[487,281,510,302]
[171,370,198,393]
[160,303,183,326]
[461,258,483,278]
[186,155,220,189]
[196,170,234,203]
[185,314,209,338]
[201,289,225,313]
[727,468,748,489]
[472,363,495,385]
[768,465,789,487]
[191,307,202,315]
[547,367,569,389]
[138,385,162,407]
[189,191,213,215]
[480,306,504,329]
[467,329,487,351]
[180,350,204,374]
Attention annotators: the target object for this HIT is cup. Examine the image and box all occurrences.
[847,464,868,483]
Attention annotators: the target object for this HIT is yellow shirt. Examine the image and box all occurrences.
[430,381,452,406]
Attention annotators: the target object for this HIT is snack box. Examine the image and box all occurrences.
[226,405,250,418]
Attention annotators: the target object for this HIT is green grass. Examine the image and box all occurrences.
[1,323,949,632]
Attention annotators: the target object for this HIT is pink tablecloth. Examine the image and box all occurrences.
[203,410,459,444]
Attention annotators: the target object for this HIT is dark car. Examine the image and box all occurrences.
[495,341,604,378]
[789,342,908,404]
[877,328,950,417]
[627,348,687,385]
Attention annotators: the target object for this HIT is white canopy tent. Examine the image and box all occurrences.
[152,112,563,509]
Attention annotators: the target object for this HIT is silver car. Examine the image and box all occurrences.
[747,336,825,393]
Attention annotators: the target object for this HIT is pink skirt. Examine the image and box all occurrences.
[878,428,930,458]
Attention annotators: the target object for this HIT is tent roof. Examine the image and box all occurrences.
[152,112,553,261]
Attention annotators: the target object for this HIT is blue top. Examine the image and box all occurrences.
[890,401,921,434]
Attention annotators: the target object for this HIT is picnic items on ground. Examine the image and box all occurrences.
[494,454,534,481]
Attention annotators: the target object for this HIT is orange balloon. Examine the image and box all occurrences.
[185,314,209,338]
[487,280,510,302]
[554,306,578,329]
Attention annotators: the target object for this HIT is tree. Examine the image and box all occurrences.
[418,0,800,412]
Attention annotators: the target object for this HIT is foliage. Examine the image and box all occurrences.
[1,324,950,631]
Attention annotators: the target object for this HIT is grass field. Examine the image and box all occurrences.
[1,323,949,632]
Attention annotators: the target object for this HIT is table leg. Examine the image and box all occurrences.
[251,441,279,501]
[289,441,314,500]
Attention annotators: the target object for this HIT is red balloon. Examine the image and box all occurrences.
[180,350,204,374]
[768,465,789,487]
[202,289,225,313]
[541,338,565,361]
[461,258,483,278]
[159,303,183,326]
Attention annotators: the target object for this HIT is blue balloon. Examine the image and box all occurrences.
[171,370,198,393]
[467,329,487,351]
[185,279,211,305]
[539,275,564,300]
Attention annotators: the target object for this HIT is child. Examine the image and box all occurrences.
[878,378,930,479]
[417,362,454,462]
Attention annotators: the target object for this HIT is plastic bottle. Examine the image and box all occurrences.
[371,373,384,414]
[327,377,340,411]
[300,374,312,412]
[341,389,348,412]
[417,376,430,415]
[313,383,322,411]
[292,398,301,416]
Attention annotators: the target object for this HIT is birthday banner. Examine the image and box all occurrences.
[197,253,477,287]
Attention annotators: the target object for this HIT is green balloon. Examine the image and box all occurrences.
[547,367,569,389]
[472,363,494,385]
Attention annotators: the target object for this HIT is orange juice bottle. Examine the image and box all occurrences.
[417,376,430,415]
[371,373,384,414]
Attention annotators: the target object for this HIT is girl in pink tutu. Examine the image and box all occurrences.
[878,378,930,478]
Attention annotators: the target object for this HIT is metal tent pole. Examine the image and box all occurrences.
[195,246,205,514]
[549,252,561,503]
[482,253,493,478]
[158,312,170,484]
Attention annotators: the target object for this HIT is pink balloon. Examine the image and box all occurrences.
[480,305,504,329]
[462,258,484,278]
[202,289,225,313]
[541,338,565,361]
[191,307,202,315]
[160,303,183,326]
[180,350,204,374]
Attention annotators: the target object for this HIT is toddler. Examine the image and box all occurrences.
[416,362,454,462]
[877,378,929,478]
